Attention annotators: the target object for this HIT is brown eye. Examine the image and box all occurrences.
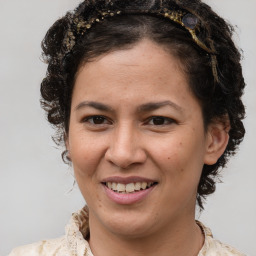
[152,117,165,125]
[92,116,105,124]
[147,116,175,126]
[83,115,110,125]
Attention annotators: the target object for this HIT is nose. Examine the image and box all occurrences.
[105,123,147,169]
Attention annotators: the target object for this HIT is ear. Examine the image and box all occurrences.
[204,119,230,165]
[64,133,72,161]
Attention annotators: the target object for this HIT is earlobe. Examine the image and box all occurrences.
[204,122,230,165]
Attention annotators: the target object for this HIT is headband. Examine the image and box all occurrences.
[62,5,219,83]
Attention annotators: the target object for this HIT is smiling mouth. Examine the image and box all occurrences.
[102,182,158,194]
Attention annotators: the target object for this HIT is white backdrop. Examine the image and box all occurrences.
[0,0,255,255]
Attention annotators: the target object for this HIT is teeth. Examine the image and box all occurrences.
[126,183,135,193]
[134,182,141,191]
[105,181,155,193]
[112,182,117,190]
[116,183,125,192]
[141,182,147,190]
[107,182,112,189]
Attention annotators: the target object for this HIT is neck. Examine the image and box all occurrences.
[88,213,204,256]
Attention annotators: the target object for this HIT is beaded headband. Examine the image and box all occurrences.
[63,6,219,83]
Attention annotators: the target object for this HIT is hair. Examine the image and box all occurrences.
[40,0,245,209]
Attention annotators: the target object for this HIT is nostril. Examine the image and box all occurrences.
[105,147,147,169]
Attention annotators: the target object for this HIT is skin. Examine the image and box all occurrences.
[67,39,229,256]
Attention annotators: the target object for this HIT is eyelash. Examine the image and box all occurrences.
[81,115,176,127]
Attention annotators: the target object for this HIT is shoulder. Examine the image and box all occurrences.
[197,221,246,256]
[202,236,247,256]
[8,236,68,256]
[8,206,92,256]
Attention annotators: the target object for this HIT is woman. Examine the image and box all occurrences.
[9,0,246,255]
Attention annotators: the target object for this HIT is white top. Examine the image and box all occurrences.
[9,206,246,256]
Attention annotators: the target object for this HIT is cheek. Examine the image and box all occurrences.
[69,133,105,177]
[70,137,104,202]
[151,138,188,170]
[153,132,205,178]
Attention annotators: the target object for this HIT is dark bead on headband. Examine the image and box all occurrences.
[182,13,198,30]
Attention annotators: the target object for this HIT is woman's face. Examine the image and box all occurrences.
[67,39,216,237]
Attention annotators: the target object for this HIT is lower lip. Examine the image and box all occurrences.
[103,185,156,205]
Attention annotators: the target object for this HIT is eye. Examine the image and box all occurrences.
[82,115,111,125]
[147,116,175,126]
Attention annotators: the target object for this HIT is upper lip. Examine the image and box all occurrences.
[101,176,157,185]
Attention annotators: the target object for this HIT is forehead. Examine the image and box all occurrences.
[72,39,196,110]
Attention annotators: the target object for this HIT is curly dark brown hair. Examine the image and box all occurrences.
[40,0,245,209]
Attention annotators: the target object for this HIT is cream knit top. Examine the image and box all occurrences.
[9,206,246,256]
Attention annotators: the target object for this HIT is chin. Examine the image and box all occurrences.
[107,220,156,239]
[92,205,158,238]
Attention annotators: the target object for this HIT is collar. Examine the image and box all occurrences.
[65,206,213,256]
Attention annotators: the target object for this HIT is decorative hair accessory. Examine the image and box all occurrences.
[62,5,218,82]
[63,10,122,53]
[182,13,198,29]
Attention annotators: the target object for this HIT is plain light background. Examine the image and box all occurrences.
[0,0,255,255]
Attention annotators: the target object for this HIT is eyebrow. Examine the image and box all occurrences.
[75,100,183,113]
[75,101,113,112]
[138,101,184,113]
